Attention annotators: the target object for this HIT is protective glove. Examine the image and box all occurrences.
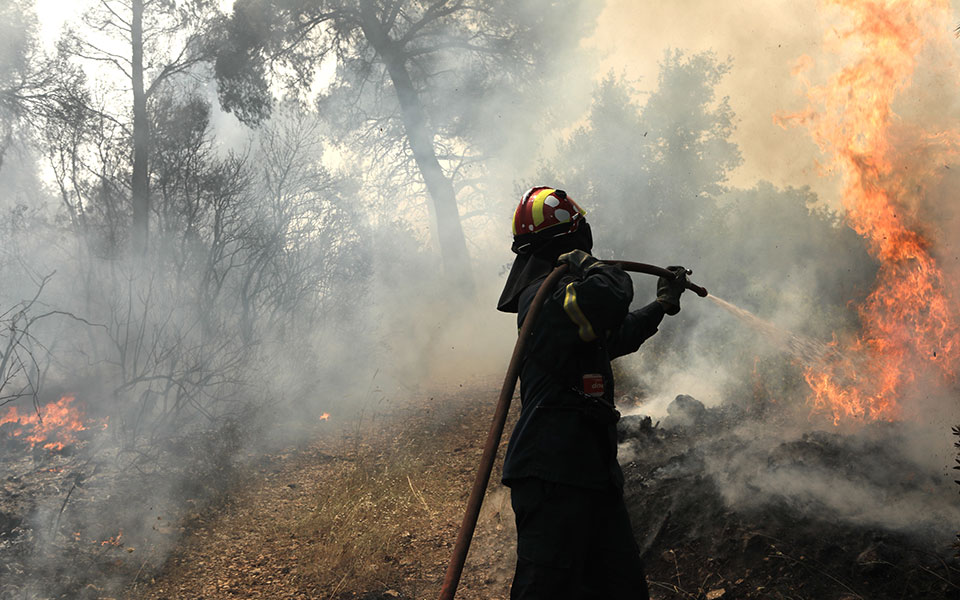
[656,266,689,315]
[557,249,600,278]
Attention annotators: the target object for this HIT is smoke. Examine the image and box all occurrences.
[702,417,960,543]
[564,0,960,549]
[0,1,601,591]
[371,0,960,552]
[584,0,848,204]
[3,0,960,596]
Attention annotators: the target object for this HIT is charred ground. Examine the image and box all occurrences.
[620,400,960,600]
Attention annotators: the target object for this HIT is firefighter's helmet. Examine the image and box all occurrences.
[512,187,587,253]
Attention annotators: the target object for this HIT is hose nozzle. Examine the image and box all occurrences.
[611,261,709,297]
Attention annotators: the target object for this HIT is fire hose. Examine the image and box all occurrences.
[438,261,708,600]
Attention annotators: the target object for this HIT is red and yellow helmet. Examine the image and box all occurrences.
[512,187,587,252]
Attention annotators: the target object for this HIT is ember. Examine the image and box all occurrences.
[0,396,97,450]
[778,0,960,424]
[100,530,123,547]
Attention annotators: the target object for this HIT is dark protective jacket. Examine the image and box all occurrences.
[502,260,664,490]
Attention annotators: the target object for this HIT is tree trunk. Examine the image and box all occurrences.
[358,3,474,295]
[131,0,149,254]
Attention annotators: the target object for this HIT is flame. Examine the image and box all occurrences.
[319,412,330,421]
[0,396,93,450]
[100,530,123,547]
[778,0,960,424]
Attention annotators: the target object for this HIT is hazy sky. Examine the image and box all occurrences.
[586,0,960,206]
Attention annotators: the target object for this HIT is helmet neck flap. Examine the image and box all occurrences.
[496,221,593,313]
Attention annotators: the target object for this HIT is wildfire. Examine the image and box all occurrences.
[0,396,97,450]
[319,412,330,421]
[778,0,960,424]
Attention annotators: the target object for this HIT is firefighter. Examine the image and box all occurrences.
[497,187,687,600]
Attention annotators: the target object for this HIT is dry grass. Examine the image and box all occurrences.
[128,387,516,600]
[296,426,444,596]
[289,397,514,598]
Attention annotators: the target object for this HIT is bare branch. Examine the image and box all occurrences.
[398,0,467,46]
[99,0,133,31]
[70,44,134,80]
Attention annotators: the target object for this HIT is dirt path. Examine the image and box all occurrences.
[126,385,517,600]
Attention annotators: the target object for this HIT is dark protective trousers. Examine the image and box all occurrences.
[509,478,650,600]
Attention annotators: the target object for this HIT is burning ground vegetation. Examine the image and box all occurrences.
[0,392,260,600]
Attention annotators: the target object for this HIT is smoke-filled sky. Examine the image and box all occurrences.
[587,0,960,205]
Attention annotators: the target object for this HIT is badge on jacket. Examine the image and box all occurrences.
[582,374,604,397]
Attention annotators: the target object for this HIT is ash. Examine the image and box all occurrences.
[618,395,960,599]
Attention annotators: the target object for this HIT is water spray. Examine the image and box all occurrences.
[437,261,707,600]
[706,295,840,365]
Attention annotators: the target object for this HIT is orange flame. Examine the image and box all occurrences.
[100,530,123,547]
[319,412,330,421]
[778,0,960,424]
[0,396,94,450]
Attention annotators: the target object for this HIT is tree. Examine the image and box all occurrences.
[543,53,741,263]
[214,0,596,291]
[640,50,740,229]
[0,0,87,172]
[61,0,222,252]
[57,92,370,462]
[235,106,370,342]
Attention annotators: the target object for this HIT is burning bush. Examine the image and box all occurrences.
[0,396,103,451]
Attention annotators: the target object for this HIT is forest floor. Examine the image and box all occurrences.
[125,382,518,600]
[124,382,960,600]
